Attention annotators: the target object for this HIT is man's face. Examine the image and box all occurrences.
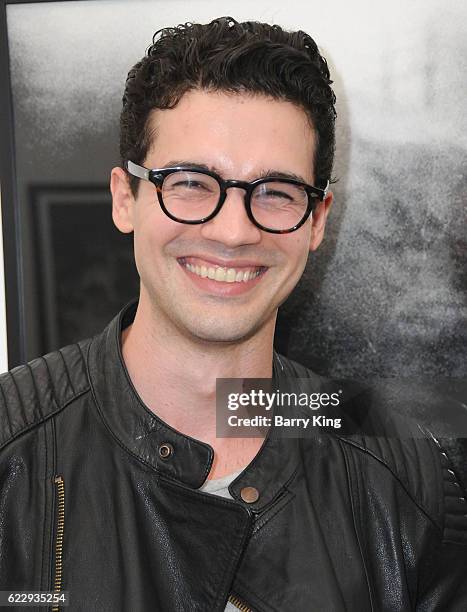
[112,89,331,343]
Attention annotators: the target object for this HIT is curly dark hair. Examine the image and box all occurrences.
[120,16,336,195]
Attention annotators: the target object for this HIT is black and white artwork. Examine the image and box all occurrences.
[3,0,466,376]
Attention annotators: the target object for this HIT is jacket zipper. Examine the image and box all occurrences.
[227,503,256,612]
[51,475,65,612]
[228,593,252,611]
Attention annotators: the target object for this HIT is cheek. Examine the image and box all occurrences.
[280,231,311,271]
[132,211,175,275]
[132,228,151,281]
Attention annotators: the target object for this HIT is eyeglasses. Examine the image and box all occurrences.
[125,160,329,234]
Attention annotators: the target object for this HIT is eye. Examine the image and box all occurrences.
[165,172,218,193]
[259,187,294,201]
[252,181,308,208]
[174,178,207,189]
[171,179,211,191]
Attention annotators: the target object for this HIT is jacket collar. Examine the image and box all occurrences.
[87,298,310,511]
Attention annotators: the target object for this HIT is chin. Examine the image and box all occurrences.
[182,317,264,345]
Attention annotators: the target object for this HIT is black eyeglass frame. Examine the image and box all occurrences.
[125,160,329,234]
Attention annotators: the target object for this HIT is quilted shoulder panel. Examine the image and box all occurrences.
[0,338,91,449]
[431,435,467,544]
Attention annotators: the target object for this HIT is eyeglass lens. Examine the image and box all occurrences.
[161,171,309,231]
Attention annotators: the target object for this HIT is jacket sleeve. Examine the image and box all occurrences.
[417,436,467,611]
[362,378,467,611]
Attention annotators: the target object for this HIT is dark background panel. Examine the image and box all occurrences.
[30,185,138,353]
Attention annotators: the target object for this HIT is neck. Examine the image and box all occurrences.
[121,291,276,478]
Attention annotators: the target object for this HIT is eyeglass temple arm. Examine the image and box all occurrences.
[126,160,150,181]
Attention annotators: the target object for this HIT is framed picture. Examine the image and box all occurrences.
[30,184,138,354]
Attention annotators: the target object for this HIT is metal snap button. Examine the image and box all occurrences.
[159,442,173,459]
[240,486,260,503]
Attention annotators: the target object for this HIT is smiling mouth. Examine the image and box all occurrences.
[177,257,268,283]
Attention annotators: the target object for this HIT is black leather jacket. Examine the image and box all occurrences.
[0,300,466,611]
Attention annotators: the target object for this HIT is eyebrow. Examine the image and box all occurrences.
[160,160,310,184]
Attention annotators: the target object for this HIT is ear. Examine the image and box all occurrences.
[110,166,135,233]
[309,191,333,251]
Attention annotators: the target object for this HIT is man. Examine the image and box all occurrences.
[0,16,466,612]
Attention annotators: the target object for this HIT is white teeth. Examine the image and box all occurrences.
[183,260,263,283]
[226,268,236,283]
[214,267,225,281]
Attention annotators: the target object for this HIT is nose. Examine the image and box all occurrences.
[199,186,262,246]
